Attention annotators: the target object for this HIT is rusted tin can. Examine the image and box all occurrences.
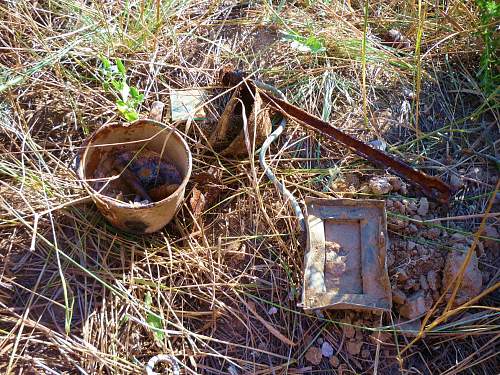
[78,102,192,233]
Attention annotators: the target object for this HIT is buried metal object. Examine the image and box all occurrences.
[221,68,451,203]
[299,198,392,312]
[209,78,272,157]
[78,102,192,233]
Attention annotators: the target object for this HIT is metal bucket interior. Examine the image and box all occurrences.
[78,119,192,233]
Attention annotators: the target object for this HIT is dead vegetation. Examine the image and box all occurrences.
[0,1,498,374]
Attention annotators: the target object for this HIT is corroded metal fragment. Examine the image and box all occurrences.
[300,198,392,313]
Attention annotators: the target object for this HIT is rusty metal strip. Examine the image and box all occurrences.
[221,70,451,203]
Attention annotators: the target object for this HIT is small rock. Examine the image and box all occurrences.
[329,355,340,368]
[424,227,441,240]
[407,224,418,234]
[394,200,405,213]
[420,275,429,290]
[369,177,392,195]
[443,250,483,306]
[361,349,370,359]
[305,347,323,365]
[426,270,440,291]
[400,183,408,195]
[388,177,402,192]
[268,306,278,315]
[417,197,429,216]
[407,200,418,213]
[346,340,363,356]
[369,139,387,151]
[317,337,324,345]
[399,290,432,319]
[484,226,499,251]
[392,289,407,305]
[321,341,334,358]
[342,324,356,339]
[407,241,416,251]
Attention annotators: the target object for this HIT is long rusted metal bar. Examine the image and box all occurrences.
[221,69,451,203]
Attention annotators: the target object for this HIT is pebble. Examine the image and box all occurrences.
[407,200,418,213]
[426,270,440,291]
[267,306,278,315]
[305,347,323,365]
[407,224,418,234]
[388,177,402,192]
[369,177,392,195]
[417,197,429,216]
[407,241,416,251]
[346,340,363,356]
[443,250,482,306]
[392,288,407,305]
[321,341,334,358]
[424,227,441,240]
[329,355,340,368]
[399,290,432,319]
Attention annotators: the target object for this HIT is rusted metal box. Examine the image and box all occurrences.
[300,198,392,313]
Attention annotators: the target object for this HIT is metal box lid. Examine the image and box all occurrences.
[300,197,392,312]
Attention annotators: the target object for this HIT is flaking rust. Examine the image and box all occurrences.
[300,198,392,313]
[220,68,451,203]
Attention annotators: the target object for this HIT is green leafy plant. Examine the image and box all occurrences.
[476,0,499,96]
[282,31,326,54]
[99,57,144,121]
[144,291,165,343]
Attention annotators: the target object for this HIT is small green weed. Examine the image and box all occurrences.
[99,57,144,122]
[282,31,326,54]
[144,291,165,343]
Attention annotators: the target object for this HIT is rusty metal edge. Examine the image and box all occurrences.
[221,69,451,203]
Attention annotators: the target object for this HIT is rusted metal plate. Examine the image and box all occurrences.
[300,198,392,312]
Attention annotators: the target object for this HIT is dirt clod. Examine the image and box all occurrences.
[329,355,340,368]
[346,340,363,356]
[443,250,483,306]
[369,177,392,195]
[399,290,432,319]
[417,197,429,216]
[305,347,322,365]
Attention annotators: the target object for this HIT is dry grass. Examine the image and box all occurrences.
[0,1,498,374]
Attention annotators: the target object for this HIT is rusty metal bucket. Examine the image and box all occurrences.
[78,103,192,233]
